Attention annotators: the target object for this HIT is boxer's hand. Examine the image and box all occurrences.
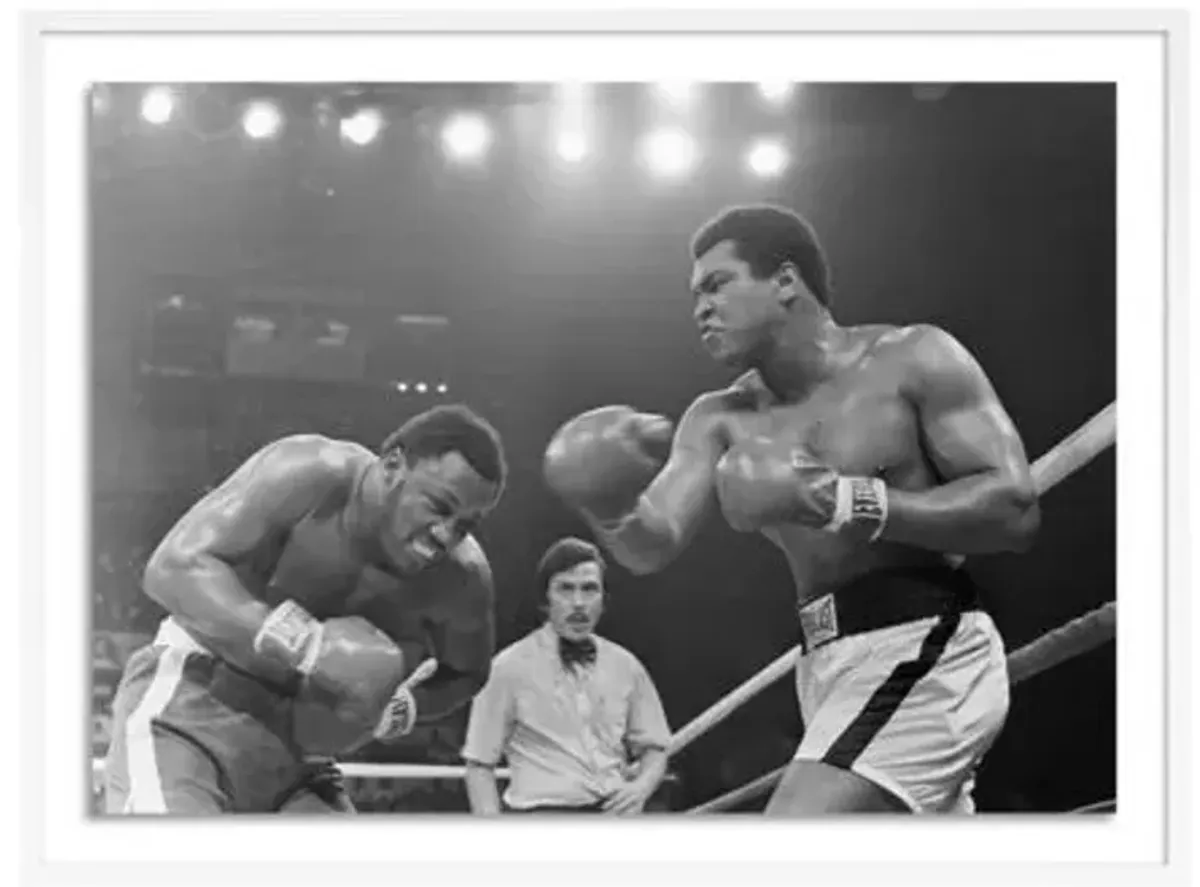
[715,440,840,532]
[543,405,674,524]
[254,602,407,708]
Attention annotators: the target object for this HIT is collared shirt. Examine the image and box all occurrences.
[461,623,671,810]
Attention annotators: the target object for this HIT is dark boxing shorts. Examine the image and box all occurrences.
[101,618,354,815]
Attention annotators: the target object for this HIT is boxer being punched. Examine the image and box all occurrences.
[103,404,506,814]
[545,204,1039,814]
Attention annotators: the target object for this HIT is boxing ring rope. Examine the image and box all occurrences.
[91,401,1117,808]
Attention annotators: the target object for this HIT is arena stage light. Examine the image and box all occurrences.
[641,127,698,178]
[415,382,429,394]
[746,138,789,178]
[242,101,283,140]
[436,383,449,394]
[757,82,795,105]
[340,108,383,146]
[554,130,589,164]
[140,86,176,125]
[441,113,492,163]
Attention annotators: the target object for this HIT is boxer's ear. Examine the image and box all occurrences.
[380,447,409,483]
[774,263,801,307]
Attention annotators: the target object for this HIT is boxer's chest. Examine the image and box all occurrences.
[262,513,421,622]
[722,365,919,477]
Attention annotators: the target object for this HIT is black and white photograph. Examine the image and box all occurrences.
[16,10,1189,887]
[87,79,1116,817]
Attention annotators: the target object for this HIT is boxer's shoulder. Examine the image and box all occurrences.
[860,323,978,393]
[255,434,367,487]
[682,383,747,424]
[858,322,956,361]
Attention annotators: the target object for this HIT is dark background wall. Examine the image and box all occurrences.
[89,82,1115,812]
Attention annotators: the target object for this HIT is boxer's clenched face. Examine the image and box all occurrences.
[546,560,605,642]
[379,450,499,574]
[690,239,796,368]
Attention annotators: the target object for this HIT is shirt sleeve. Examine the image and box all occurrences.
[460,655,516,767]
[624,658,671,754]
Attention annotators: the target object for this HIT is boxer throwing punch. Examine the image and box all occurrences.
[545,205,1039,815]
[103,405,506,814]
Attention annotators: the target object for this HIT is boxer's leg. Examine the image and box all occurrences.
[105,721,228,815]
[764,759,909,815]
[103,646,231,815]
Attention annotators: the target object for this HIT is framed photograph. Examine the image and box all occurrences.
[17,5,1190,886]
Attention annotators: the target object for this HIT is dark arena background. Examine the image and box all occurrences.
[89,82,1116,814]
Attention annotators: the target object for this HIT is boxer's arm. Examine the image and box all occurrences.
[142,436,350,680]
[881,325,1040,554]
[590,394,725,575]
[409,541,496,723]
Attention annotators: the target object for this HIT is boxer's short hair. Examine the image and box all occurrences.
[536,537,605,596]
[690,203,833,307]
[380,404,507,488]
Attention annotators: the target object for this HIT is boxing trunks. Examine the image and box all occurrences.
[791,564,1009,813]
[101,617,353,815]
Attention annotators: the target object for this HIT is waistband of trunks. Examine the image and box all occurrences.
[154,616,301,698]
[796,563,982,654]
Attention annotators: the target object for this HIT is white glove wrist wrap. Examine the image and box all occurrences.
[373,686,417,742]
[252,600,325,676]
[824,476,889,542]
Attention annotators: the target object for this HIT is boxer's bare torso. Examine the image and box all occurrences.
[233,445,479,633]
[153,436,489,670]
[700,325,951,604]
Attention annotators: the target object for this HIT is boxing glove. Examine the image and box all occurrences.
[715,440,839,532]
[715,441,888,539]
[543,405,673,524]
[254,603,411,754]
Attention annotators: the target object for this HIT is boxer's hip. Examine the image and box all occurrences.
[108,618,306,806]
[792,566,1010,812]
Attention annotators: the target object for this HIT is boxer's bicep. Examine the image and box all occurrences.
[143,437,346,658]
[410,546,496,721]
[908,326,1033,490]
[436,551,496,680]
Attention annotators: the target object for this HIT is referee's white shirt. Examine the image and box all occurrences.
[461,623,671,809]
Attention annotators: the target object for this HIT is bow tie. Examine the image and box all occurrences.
[558,636,597,670]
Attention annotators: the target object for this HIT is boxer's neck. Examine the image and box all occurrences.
[756,312,850,403]
[341,460,384,551]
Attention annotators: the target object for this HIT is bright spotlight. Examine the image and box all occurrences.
[757,82,795,105]
[654,82,697,111]
[91,84,112,116]
[394,382,410,393]
[555,131,589,163]
[415,382,429,394]
[442,113,492,162]
[340,108,383,146]
[641,127,698,178]
[242,101,282,140]
[746,139,789,178]
[140,86,176,125]
[436,383,449,394]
